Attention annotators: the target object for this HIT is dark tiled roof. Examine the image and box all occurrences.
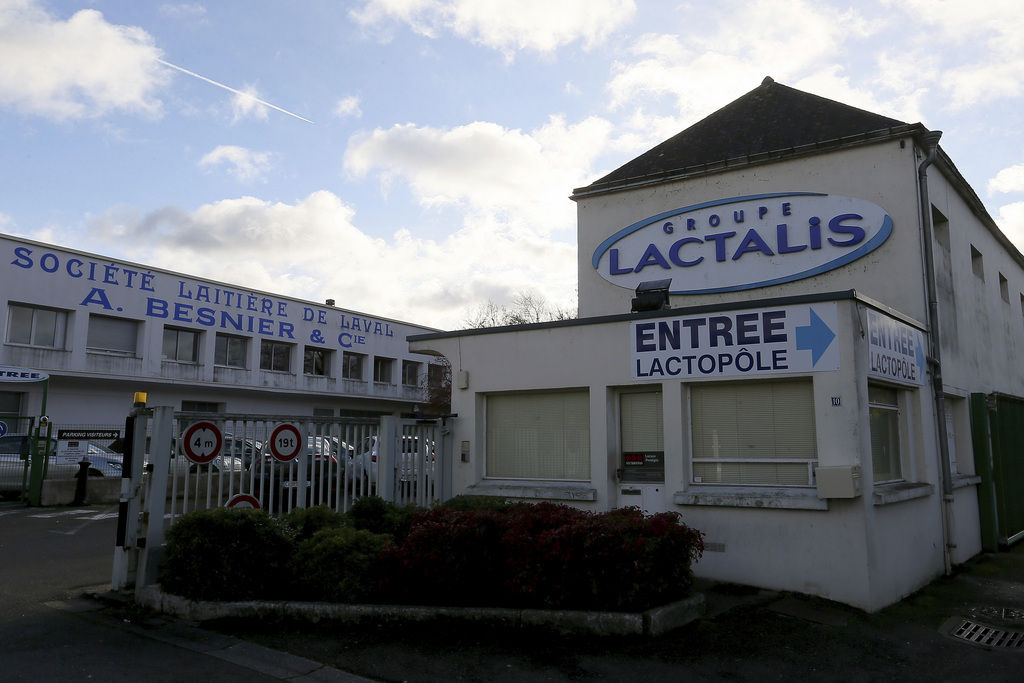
[576,77,910,195]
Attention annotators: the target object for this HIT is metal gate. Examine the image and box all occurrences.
[0,416,37,502]
[971,392,1024,550]
[112,407,453,592]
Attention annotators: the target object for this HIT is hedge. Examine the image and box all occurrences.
[158,499,704,611]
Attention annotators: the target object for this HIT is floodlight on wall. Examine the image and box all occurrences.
[631,279,672,313]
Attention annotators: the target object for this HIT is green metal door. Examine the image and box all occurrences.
[971,393,1024,550]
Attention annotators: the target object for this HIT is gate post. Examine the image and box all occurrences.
[135,406,175,593]
[112,398,151,591]
[379,416,396,503]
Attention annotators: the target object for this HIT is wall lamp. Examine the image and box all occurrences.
[631,279,672,313]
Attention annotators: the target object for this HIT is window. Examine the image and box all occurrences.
[86,315,139,354]
[7,304,67,348]
[0,391,22,417]
[162,327,199,362]
[402,360,421,386]
[373,357,393,383]
[971,245,984,281]
[869,385,902,483]
[260,340,291,372]
[342,352,364,380]
[313,408,334,417]
[620,391,664,483]
[303,347,331,376]
[215,334,247,368]
[181,400,220,412]
[486,390,590,480]
[691,380,816,486]
[999,273,1010,303]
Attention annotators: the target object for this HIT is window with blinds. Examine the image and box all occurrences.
[691,380,816,486]
[620,391,664,482]
[86,315,139,354]
[486,390,590,480]
[869,384,902,483]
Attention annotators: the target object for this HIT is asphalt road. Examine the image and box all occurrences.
[0,503,118,621]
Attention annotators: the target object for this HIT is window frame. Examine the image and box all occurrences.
[161,326,200,363]
[303,346,331,377]
[6,304,68,349]
[259,340,292,373]
[401,360,421,386]
[484,389,591,481]
[869,383,904,484]
[86,314,140,355]
[214,334,248,368]
[373,356,394,384]
[689,378,818,487]
[342,352,364,380]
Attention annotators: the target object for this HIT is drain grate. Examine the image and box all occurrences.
[949,619,1024,649]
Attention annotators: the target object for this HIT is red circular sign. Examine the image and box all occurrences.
[269,423,302,462]
[226,493,261,509]
[182,421,223,464]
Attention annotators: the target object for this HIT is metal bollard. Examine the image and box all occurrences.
[72,459,91,506]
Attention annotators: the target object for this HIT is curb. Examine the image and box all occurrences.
[134,585,706,637]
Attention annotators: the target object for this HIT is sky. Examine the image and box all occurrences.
[3,0,1024,330]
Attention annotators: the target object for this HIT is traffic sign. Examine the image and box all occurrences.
[0,421,6,438]
[182,421,222,464]
[226,493,261,509]
[269,423,302,462]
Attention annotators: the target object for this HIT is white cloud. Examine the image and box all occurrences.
[231,84,270,123]
[344,116,612,234]
[51,191,575,328]
[988,164,1024,196]
[198,145,274,183]
[0,1,168,120]
[334,95,362,118]
[158,3,208,22]
[350,0,636,60]
[995,201,1024,253]
[884,0,1024,109]
[606,1,878,127]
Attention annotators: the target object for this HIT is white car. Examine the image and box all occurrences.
[0,435,123,496]
[351,435,435,485]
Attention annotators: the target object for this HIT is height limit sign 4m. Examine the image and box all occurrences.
[182,421,223,464]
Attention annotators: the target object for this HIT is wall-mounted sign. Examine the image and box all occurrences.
[0,365,49,382]
[867,309,925,386]
[631,303,840,379]
[593,192,893,293]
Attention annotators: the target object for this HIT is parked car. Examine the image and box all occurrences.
[221,433,262,469]
[0,435,123,496]
[350,435,435,486]
[249,435,346,510]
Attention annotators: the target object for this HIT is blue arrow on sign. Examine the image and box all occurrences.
[796,308,836,366]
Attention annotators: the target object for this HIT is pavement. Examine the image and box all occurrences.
[7,543,1024,682]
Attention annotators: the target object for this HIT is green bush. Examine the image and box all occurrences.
[348,495,418,543]
[282,504,349,542]
[158,507,295,601]
[289,526,392,603]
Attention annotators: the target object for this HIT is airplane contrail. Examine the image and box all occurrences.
[157,59,314,124]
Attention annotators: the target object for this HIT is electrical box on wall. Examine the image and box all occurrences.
[815,465,862,499]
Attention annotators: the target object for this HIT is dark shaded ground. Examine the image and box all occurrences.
[201,544,1024,682]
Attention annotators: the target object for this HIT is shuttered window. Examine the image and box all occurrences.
[486,390,590,480]
[87,315,139,354]
[691,380,816,486]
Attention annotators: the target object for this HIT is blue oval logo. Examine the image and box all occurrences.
[592,192,893,294]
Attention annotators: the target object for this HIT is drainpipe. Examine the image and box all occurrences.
[917,130,955,574]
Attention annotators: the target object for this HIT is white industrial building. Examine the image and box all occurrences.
[409,78,1024,611]
[1,234,439,425]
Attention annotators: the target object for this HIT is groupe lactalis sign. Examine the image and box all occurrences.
[593,192,893,293]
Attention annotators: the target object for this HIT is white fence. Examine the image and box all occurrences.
[112,407,452,593]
